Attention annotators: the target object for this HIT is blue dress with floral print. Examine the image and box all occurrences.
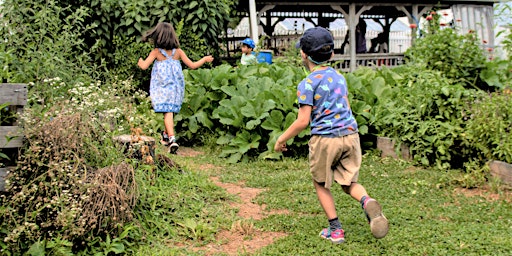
[150,48,184,113]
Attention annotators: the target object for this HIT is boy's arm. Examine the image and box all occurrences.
[274,104,312,152]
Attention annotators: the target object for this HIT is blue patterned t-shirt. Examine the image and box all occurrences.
[297,67,358,137]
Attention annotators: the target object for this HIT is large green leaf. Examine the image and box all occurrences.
[212,96,246,128]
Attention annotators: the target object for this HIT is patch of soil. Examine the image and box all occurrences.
[455,186,511,203]
[194,229,286,256]
[190,176,288,255]
[209,177,290,220]
[175,150,289,255]
[177,146,204,157]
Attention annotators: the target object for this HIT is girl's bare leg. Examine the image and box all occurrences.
[164,112,175,137]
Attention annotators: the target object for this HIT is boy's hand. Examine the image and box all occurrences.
[274,139,287,152]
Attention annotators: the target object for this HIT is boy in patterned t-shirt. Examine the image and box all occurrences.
[273,27,388,244]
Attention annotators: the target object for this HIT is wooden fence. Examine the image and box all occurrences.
[330,53,406,72]
[0,83,27,191]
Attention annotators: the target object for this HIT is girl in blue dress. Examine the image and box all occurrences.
[138,22,214,154]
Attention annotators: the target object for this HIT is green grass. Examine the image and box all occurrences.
[133,146,512,256]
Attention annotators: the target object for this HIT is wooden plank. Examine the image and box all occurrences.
[0,126,24,148]
[0,83,28,106]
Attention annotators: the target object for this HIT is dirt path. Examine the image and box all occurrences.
[176,147,289,255]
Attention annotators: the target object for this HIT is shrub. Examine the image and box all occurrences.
[0,0,98,84]
[0,77,157,254]
[372,64,482,169]
[405,11,490,91]
[461,90,512,164]
[0,111,137,253]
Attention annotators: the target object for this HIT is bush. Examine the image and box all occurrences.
[405,11,489,91]
[372,64,483,169]
[462,90,512,164]
[0,77,157,254]
[0,0,98,84]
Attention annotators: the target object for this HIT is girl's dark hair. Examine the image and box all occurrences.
[141,22,180,50]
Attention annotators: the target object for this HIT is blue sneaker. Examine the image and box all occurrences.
[362,198,389,239]
[319,228,345,244]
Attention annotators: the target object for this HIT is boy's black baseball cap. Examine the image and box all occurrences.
[296,27,334,55]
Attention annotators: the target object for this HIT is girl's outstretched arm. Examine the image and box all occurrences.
[138,49,162,70]
[175,49,214,69]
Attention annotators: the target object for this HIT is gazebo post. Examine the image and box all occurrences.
[249,0,259,45]
[348,4,357,72]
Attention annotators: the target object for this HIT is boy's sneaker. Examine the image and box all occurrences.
[169,138,179,154]
[160,131,170,146]
[363,198,389,239]
[319,228,345,244]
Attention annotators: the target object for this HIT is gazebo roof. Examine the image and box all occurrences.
[236,0,499,18]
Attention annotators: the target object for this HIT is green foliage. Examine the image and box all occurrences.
[440,160,490,189]
[344,67,393,136]
[0,0,98,84]
[0,103,16,126]
[372,64,481,169]
[405,11,489,91]
[480,58,512,89]
[461,91,512,164]
[133,161,227,246]
[110,35,153,88]
[272,40,302,67]
[73,0,235,67]
[180,63,309,163]
[0,43,15,82]
[0,77,158,255]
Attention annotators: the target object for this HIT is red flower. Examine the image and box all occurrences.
[456,19,461,22]
[426,15,433,21]
[487,48,493,52]
[409,23,417,29]
[442,12,449,16]
[482,40,488,44]
[440,23,447,27]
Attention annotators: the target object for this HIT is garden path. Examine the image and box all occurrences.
[176,147,289,255]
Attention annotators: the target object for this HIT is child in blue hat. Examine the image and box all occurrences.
[274,27,389,244]
[240,38,258,65]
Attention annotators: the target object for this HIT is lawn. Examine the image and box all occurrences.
[133,145,512,256]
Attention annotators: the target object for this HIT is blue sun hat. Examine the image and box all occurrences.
[241,38,256,49]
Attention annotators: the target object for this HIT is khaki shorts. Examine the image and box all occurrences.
[309,133,362,189]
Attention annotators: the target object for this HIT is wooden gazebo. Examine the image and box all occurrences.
[235,0,498,71]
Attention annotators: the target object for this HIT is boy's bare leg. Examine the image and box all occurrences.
[341,182,368,201]
[313,180,337,219]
